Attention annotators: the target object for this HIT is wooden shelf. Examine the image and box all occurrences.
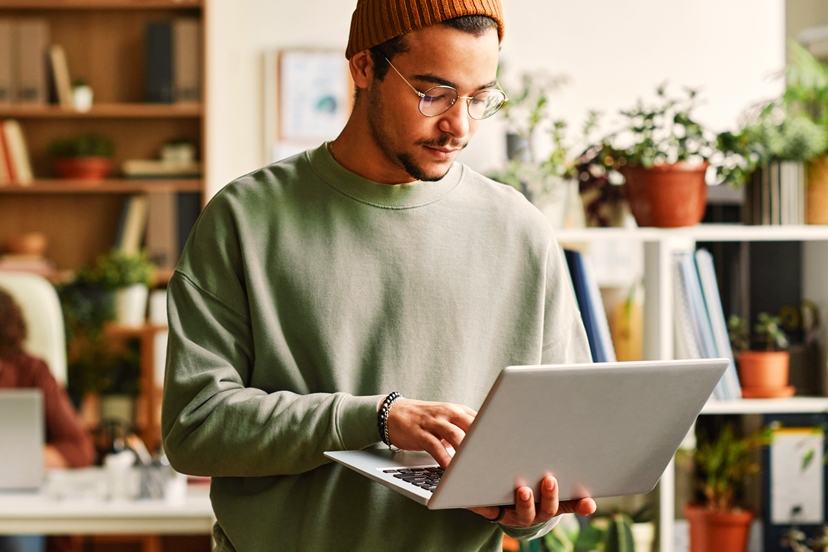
[0,103,203,119]
[0,0,202,9]
[0,179,202,193]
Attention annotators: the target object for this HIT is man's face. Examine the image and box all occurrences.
[365,24,500,183]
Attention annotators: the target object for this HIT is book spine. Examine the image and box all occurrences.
[0,19,12,105]
[145,21,174,104]
[13,19,49,104]
[173,18,201,103]
[2,118,33,184]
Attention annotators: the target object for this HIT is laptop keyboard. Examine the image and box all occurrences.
[383,467,444,493]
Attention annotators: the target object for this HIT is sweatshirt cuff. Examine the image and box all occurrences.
[336,393,386,449]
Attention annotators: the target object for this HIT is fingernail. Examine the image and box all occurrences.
[545,478,555,491]
[520,489,531,501]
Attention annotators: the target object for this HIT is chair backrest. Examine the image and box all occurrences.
[0,272,67,386]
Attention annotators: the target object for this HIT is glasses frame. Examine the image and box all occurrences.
[384,57,507,120]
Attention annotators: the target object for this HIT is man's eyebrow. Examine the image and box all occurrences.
[411,72,498,91]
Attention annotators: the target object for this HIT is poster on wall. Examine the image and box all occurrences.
[263,49,352,163]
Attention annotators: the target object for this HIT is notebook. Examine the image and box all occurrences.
[325,358,727,509]
[0,389,44,491]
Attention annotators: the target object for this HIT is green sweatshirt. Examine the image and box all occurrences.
[162,143,591,551]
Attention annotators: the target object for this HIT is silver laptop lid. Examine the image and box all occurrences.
[428,358,727,509]
[0,389,45,491]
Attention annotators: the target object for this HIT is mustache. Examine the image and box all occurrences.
[416,135,467,149]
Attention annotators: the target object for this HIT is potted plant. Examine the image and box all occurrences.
[490,70,592,228]
[542,503,654,552]
[580,84,718,228]
[728,312,792,398]
[91,249,157,327]
[685,423,772,552]
[48,132,115,181]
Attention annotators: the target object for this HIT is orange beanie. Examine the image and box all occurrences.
[345,0,505,59]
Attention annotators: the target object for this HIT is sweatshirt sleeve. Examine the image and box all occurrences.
[161,191,382,478]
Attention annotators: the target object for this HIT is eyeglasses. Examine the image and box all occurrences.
[385,58,507,120]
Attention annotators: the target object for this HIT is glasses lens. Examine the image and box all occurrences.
[418,86,458,116]
[469,90,506,120]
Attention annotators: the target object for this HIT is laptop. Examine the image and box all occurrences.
[0,389,45,491]
[325,358,727,509]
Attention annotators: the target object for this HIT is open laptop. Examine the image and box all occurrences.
[0,389,45,491]
[325,358,727,509]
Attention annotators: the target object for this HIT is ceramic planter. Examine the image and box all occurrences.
[685,503,753,552]
[737,351,793,398]
[114,283,149,327]
[621,162,708,228]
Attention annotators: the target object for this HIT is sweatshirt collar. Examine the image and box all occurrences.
[309,142,463,209]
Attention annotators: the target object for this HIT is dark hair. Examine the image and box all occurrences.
[0,288,26,361]
[367,15,499,82]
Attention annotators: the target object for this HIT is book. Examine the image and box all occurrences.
[0,19,12,104]
[145,191,179,270]
[117,194,150,254]
[1,119,34,185]
[0,126,11,185]
[145,21,174,103]
[173,18,201,103]
[694,249,741,400]
[47,44,73,109]
[13,18,49,104]
[673,251,729,400]
[122,159,201,178]
[564,249,616,363]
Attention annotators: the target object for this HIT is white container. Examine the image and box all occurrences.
[114,284,149,327]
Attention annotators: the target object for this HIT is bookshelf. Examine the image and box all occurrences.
[0,0,206,271]
[556,224,828,552]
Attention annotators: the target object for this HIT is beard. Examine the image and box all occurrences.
[367,85,466,182]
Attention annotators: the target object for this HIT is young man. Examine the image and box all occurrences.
[162,1,595,550]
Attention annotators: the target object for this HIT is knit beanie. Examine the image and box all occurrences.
[345,0,504,59]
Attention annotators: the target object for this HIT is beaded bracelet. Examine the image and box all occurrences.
[377,391,403,451]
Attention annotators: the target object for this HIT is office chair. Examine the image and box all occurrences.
[0,272,67,386]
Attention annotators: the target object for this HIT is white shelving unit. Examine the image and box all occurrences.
[555,224,828,552]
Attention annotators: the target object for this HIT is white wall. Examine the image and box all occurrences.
[206,0,786,198]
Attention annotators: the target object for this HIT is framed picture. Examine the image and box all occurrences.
[264,49,352,161]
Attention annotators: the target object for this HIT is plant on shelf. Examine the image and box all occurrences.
[92,249,157,327]
[728,312,792,398]
[489,70,593,228]
[714,100,827,190]
[685,423,773,552]
[48,132,115,181]
[578,84,717,228]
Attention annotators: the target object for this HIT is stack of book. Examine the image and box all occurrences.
[0,118,33,186]
[0,18,49,105]
[673,249,742,400]
[743,161,806,225]
[145,18,202,104]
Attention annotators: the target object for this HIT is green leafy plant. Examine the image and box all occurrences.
[728,312,790,353]
[590,84,717,170]
[784,41,828,129]
[543,504,652,552]
[694,423,772,512]
[90,249,156,289]
[48,133,115,158]
[715,101,827,188]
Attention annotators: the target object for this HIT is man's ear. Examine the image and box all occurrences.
[349,50,373,91]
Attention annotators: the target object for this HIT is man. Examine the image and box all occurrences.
[162,1,595,550]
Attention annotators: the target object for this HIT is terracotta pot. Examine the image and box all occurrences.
[685,503,753,552]
[737,351,790,389]
[621,162,708,228]
[53,156,112,180]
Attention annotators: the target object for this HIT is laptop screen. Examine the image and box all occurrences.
[0,389,44,490]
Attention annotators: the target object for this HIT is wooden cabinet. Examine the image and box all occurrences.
[0,0,206,271]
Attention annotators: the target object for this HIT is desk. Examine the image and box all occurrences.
[0,469,214,536]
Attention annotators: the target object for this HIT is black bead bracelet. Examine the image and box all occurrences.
[377,391,403,451]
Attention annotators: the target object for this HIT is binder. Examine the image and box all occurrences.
[145,21,174,103]
[173,18,201,103]
[13,18,49,104]
[0,19,12,104]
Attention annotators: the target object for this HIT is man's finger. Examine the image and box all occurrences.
[539,476,558,516]
[557,498,597,516]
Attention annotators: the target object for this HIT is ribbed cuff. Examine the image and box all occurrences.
[336,393,387,449]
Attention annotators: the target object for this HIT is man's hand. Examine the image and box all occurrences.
[469,476,596,528]
[385,398,476,468]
